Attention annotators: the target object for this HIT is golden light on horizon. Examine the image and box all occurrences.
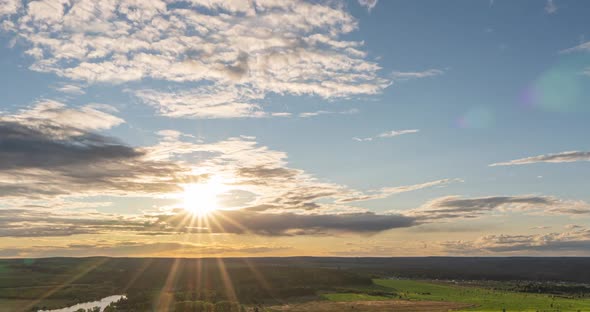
[181,177,226,216]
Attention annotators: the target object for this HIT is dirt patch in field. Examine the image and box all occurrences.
[269,300,474,311]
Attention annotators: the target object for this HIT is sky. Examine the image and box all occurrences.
[0,0,589,258]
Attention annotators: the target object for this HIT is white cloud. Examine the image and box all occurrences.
[0,0,20,16]
[337,178,461,203]
[3,100,124,132]
[560,41,590,54]
[378,129,419,138]
[53,84,86,95]
[443,228,590,254]
[545,0,557,14]
[358,0,378,12]
[353,129,419,142]
[490,151,590,166]
[299,108,358,118]
[391,69,444,81]
[5,0,389,118]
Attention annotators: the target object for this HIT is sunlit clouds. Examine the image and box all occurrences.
[2,0,389,118]
[0,0,589,258]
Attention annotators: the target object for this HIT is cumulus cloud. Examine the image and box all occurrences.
[406,195,590,220]
[353,129,419,142]
[490,151,590,166]
[0,0,20,16]
[3,0,389,118]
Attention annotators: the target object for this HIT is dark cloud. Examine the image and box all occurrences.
[0,121,140,170]
[156,210,416,236]
[0,209,149,237]
[408,195,571,220]
[0,119,190,198]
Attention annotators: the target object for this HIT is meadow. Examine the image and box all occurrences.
[1,258,590,311]
[372,279,590,311]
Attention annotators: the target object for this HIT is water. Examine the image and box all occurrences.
[38,295,126,312]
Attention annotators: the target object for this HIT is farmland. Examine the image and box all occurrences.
[1,258,590,311]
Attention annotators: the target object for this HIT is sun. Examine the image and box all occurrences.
[181,177,225,216]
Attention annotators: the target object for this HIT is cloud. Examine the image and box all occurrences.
[545,0,557,14]
[4,0,389,119]
[337,179,461,203]
[133,87,265,119]
[358,0,378,12]
[0,208,148,237]
[155,209,416,236]
[391,69,444,81]
[0,102,194,198]
[406,195,590,220]
[443,228,590,254]
[378,129,420,138]
[298,109,358,118]
[0,102,458,237]
[490,151,590,166]
[560,41,590,54]
[353,129,419,142]
[0,0,20,16]
[0,240,290,257]
[53,84,86,95]
[5,100,124,131]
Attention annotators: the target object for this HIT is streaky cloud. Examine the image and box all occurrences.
[490,151,590,166]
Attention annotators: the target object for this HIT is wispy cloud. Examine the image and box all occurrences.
[406,195,590,220]
[337,179,461,203]
[53,84,86,95]
[353,129,419,142]
[358,0,379,12]
[299,109,358,118]
[391,69,444,82]
[545,0,557,14]
[490,151,590,166]
[443,228,590,254]
[0,240,289,257]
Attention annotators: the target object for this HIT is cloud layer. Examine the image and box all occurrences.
[2,0,389,118]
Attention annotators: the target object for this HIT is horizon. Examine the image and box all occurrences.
[1,0,590,259]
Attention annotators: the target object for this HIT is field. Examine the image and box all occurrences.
[0,258,590,311]
[374,279,590,311]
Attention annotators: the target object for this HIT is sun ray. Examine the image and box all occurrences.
[21,258,108,312]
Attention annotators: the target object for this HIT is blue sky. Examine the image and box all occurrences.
[0,0,589,257]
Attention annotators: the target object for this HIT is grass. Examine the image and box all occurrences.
[321,293,391,302]
[374,279,590,311]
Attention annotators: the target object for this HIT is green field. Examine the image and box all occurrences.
[374,279,590,311]
[320,293,391,302]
